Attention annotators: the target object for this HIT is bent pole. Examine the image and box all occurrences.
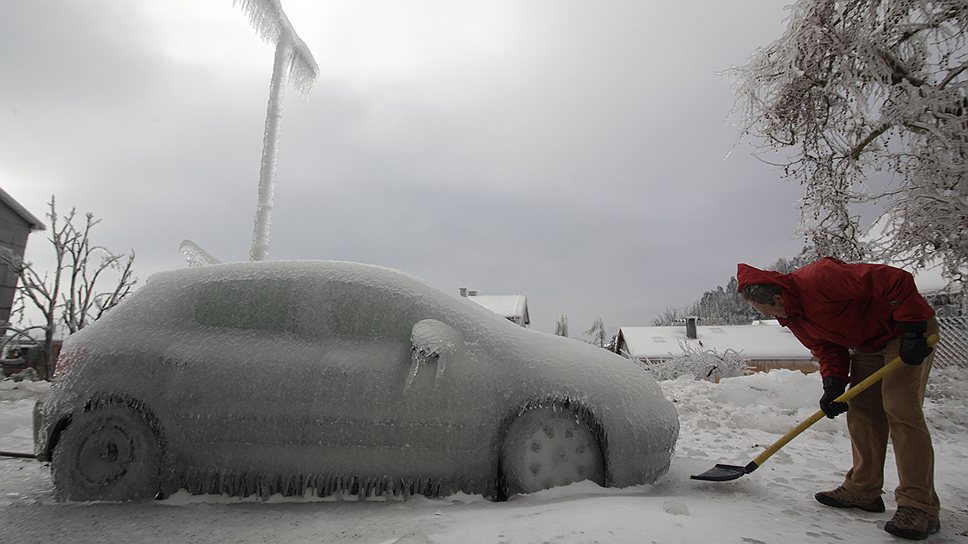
[249,34,291,262]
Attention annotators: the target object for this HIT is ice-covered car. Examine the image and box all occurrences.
[34,261,679,501]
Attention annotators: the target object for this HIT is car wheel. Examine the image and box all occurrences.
[52,405,161,501]
[500,406,605,496]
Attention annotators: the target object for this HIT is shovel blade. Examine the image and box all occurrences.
[690,463,750,482]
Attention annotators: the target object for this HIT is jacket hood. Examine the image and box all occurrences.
[736,263,797,292]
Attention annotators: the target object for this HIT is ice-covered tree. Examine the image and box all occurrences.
[233,0,319,261]
[584,317,608,347]
[733,0,968,283]
[554,315,569,337]
[655,257,807,325]
[0,197,136,379]
[652,307,686,327]
[654,278,758,326]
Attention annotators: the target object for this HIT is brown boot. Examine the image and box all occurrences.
[814,486,885,513]
[884,506,941,540]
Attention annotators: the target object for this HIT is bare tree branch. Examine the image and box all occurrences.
[2,196,137,378]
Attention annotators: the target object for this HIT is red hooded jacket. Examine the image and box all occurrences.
[736,257,934,380]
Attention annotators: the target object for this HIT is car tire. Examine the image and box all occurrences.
[500,406,605,496]
[52,405,161,501]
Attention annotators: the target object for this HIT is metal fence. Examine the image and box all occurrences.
[936,317,968,369]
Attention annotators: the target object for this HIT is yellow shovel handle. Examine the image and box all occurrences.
[750,333,940,468]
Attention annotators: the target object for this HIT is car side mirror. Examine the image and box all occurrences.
[406,319,464,391]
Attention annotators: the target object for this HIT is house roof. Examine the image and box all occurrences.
[466,294,530,325]
[617,321,813,361]
[0,187,45,231]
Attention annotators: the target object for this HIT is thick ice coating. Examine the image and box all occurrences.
[35,261,679,501]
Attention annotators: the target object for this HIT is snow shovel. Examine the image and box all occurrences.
[691,333,940,482]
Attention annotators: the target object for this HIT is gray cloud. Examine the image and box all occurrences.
[1,1,806,335]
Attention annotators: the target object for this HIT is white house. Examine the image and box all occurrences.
[459,288,530,328]
[614,317,816,373]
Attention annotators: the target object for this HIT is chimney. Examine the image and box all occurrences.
[686,316,699,339]
[459,288,468,297]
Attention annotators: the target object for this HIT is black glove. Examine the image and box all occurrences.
[819,377,849,419]
[898,321,932,365]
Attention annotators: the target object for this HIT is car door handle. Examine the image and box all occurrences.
[161,356,189,368]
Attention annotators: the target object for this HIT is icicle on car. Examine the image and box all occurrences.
[34,261,679,501]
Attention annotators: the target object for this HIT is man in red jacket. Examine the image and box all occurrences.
[737,257,939,541]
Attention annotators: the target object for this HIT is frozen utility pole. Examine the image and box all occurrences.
[233,0,319,261]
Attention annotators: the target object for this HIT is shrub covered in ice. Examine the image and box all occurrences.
[634,342,751,383]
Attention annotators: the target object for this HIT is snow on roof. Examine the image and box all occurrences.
[466,295,529,324]
[617,322,813,361]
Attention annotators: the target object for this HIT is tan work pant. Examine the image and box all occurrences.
[842,317,940,516]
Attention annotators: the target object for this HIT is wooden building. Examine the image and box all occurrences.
[0,187,45,326]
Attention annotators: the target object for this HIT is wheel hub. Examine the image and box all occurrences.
[513,413,602,492]
[76,423,133,486]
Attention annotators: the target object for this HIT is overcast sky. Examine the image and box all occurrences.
[0,0,808,335]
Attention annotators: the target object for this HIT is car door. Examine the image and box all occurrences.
[290,277,483,482]
[162,277,310,467]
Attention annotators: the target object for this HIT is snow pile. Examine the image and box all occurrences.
[0,379,49,401]
[924,366,968,433]
[3,364,967,543]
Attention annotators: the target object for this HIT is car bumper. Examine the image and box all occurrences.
[33,396,51,461]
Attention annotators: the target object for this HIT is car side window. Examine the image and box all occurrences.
[194,279,292,332]
[294,280,418,341]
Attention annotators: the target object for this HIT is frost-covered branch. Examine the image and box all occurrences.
[583,318,608,347]
[1,196,137,378]
[554,315,569,337]
[731,0,968,288]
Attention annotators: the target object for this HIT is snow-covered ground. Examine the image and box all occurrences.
[2,368,967,544]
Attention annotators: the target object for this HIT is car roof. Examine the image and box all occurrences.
[121,260,516,339]
[148,260,422,286]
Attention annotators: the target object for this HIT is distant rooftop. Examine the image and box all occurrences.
[616,321,813,361]
[460,288,530,327]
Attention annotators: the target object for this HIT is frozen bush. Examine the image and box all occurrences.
[629,342,751,382]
